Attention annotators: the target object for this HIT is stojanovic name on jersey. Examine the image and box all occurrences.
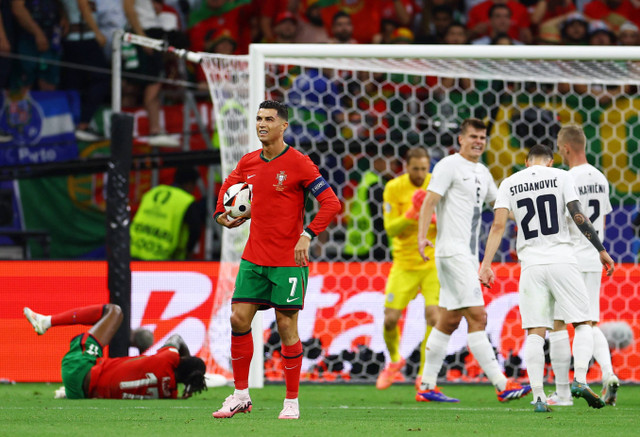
[577,183,606,195]
[509,178,558,196]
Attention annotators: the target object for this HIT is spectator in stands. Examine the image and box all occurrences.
[96,0,127,61]
[273,10,298,43]
[11,0,65,92]
[59,0,110,142]
[329,10,357,44]
[380,0,415,28]
[467,0,532,44]
[491,32,515,43]
[187,0,256,55]
[529,0,576,43]
[560,12,590,44]
[131,166,204,260]
[293,1,330,43]
[258,0,290,43]
[373,18,400,44]
[472,4,523,44]
[618,20,639,45]
[583,0,640,33]
[123,0,180,147]
[588,20,617,44]
[318,0,382,44]
[415,5,455,44]
[443,22,469,44]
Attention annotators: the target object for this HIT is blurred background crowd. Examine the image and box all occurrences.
[0,0,638,145]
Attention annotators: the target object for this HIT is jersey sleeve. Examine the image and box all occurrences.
[485,170,498,205]
[302,155,341,237]
[214,156,248,217]
[562,171,580,206]
[494,179,511,211]
[426,159,453,196]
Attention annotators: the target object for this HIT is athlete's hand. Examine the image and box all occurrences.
[600,250,615,276]
[294,234,311,266]
[478,265,494,288]
[405,189,427,220]
[418,236,434,261]
[215,210,248,228]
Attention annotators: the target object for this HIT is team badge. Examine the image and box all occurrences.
[274,171,287,191]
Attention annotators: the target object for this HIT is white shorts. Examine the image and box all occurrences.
[520,263,590,329]
[553,271,602,322]
[436,255,484,311]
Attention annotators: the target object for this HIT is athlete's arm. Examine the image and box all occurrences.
[567,200,615,276]
[417,191,441,261]
[163,334,190,357]
[479,208,509,288]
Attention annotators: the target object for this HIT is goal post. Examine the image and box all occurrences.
[118,32,640,385]
[204,43,640,385]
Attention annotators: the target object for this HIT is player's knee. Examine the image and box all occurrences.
[383,315,399,331]
[229,312,251,332]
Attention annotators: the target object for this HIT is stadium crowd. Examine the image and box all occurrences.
[0,0,638,145]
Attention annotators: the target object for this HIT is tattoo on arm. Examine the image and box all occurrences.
[567,200,605,252]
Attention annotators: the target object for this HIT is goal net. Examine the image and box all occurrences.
[201,44,640,385]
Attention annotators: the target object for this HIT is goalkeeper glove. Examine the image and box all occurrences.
[405,189,427,220]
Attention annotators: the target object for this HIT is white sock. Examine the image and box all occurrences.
[592,326,614,381]
[524,334,547,403]
[467,331,507,391]
[419,328,450,390]
[284,398,298,405]
[572,324,594,383]
[44,315,52,331]
[549,330,571,398]
[234,388,250,399]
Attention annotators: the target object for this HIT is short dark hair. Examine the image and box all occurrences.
[259,100,289,121]
[174,166,200,186]
[175,356,207,397]
[527,144,554,161]
[332,10,351,25]
[460,118,487,134]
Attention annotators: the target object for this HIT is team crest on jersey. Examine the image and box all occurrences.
[274,171,287,191]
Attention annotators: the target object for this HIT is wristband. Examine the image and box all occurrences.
[301,230,313,240]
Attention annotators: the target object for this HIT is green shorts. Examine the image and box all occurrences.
[61,333,103,399]
[233,259,309,310]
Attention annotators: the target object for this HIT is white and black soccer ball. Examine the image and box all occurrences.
[223,182,252,218]
[599,321,635,350]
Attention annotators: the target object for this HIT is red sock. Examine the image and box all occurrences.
[51,304,105,326]
[231,330,254,390]
[281,340,303,400]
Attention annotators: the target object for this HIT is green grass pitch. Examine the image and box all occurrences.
[1,383,637,436]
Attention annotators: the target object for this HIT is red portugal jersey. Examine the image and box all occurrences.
[215,146,340,267]
[88,347,181,399]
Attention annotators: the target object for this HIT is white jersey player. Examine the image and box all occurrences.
[416,118,531,404]
[548,125,619,407]
[479,144,615,412]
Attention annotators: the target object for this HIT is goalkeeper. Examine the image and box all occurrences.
[23,304,206,400]
[376,147,440,391]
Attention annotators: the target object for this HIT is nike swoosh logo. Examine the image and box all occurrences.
[286,297,299,303]
[231,357,242,361]
[463,177,471,180]
[247,174,256,179]
[284,366,298,370]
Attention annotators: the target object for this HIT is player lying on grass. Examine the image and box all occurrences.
[24,304,206,399]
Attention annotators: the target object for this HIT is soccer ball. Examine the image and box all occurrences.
[599,321,634,350]
[223,183,252,218]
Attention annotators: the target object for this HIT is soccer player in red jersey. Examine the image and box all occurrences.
[213,100,341,419]
[23,304,206,400]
